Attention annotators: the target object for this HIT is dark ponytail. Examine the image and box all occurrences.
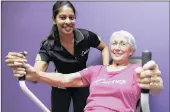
[41,24,58,50]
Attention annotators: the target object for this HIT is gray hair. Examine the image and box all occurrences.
[110,30,137,55]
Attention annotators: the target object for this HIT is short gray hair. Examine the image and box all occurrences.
[110,30,137,55]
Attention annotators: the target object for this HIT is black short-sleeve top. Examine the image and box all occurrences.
[37,28,101,74]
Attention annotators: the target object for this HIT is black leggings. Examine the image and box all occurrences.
[51,87,89,112]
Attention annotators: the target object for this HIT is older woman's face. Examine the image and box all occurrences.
[110,35,133,64]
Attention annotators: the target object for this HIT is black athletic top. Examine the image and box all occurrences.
[37,28,101,74]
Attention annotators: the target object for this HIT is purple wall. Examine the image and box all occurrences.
[2,2,169,112]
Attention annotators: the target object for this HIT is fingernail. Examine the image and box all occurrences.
[135,67,142,73]
[23,59,27,62]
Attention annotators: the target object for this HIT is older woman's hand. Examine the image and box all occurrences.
[136,60,163,94]
[12,62,39,82]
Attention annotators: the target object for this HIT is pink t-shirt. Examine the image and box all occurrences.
[79,64,141,112]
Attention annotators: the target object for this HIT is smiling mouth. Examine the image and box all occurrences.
[113,53,123,57]
[64,27,72,31]
[115,54,122,57]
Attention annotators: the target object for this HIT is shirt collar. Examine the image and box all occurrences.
[54,28,84,51]
[74,28,84,44]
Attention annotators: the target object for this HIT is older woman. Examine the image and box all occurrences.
[5,30,163,112]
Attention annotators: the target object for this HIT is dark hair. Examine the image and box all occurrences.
[53,1,76,19]
[41,1,76,49]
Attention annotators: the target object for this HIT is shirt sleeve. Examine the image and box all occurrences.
[134,64,141,100]
[35,45,51,63]
[88,31,101,48]
[136,80,141,100]
[79,65,103,86]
